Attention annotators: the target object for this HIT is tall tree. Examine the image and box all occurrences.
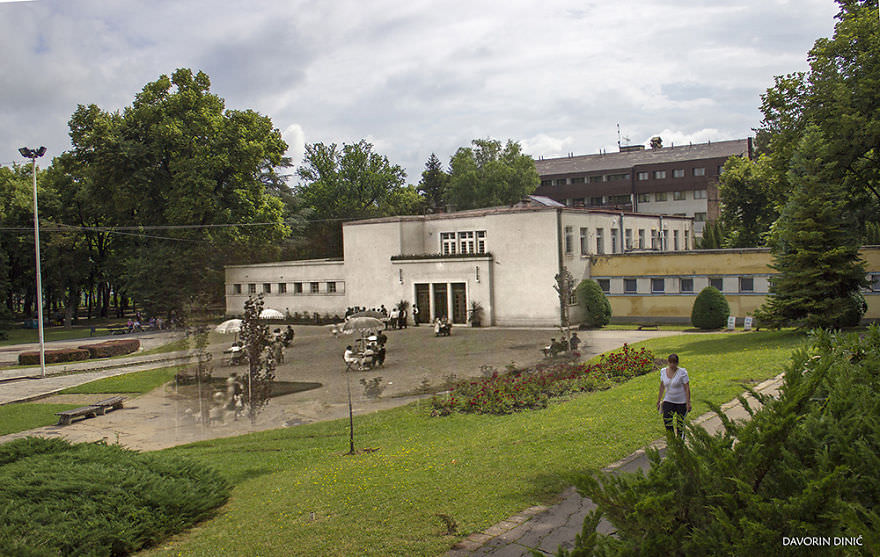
[294,140,407,257]
[717,155,779,247]
[756,128,868,329]
[417,152,448,210]
[446,139,539,210]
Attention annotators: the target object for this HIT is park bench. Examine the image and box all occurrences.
[55,396,126,425]
[637,323,660,330]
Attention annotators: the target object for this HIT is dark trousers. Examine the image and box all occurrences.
[662,402,688,438]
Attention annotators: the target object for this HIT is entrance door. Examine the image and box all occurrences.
[432,283,448,320]
[451,283,467,324]
[414,284,430,324]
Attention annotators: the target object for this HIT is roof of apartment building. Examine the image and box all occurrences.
[534,138,751,176]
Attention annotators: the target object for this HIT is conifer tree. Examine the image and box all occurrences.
[756,128,867,328]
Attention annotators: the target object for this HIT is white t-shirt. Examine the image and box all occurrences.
[660,367,690,404]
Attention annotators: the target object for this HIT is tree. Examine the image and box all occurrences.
[239,294,277,423]
[695,220,724,249]
[756,129,868,329]
[417,152,448,210]
[576,279,611,328]
[294,140,407,257]
[691,286,729,329]
[718,155,779,247]
[446,139,539,210]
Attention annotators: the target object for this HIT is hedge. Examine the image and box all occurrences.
[78,339,140,358]
[18,348,90,366]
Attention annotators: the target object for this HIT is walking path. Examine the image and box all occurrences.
[447,374,784,556]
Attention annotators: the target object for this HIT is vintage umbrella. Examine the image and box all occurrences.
[342,316,384,334]
[259,308,285,320]
[348,310,384,319]
[214,319,243,334]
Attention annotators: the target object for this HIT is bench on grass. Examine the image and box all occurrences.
[55,396,126,425]
[637,323,660,330]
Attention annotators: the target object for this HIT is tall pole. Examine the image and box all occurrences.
[20,147,47,378]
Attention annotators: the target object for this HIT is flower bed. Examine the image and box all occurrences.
[78,339,140,358]
[18,348,91,365]
[431,344,656,416]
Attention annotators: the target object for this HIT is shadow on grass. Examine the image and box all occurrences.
[659,331,804,357]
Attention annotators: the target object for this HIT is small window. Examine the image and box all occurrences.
[476,230,487,253]
[541,179,552,187]
[673,191,685,200]
[598,279,611,293]
[596,228,605,255]
[638,193,650,203]
[637,171,649,181]
[655,192,667,202]
[248,283,256,295]
[651,278,665,293]
[233,284,242,294]
[579,227,589,256]
[263,283,272,294]
[611,229,618,253]
[589,175,604,183]
[327,281,337,293]
[673,169,685,178]
[294,282,303,294]
[564,226,574,255]
[680,278,694,292]
[625,228,633,250]
[571,176,585,184]
[710,277,724,291]
[310,282,319,294]
[638,229,646,249]
[607,173,629,181]
[555,178,567,186]
[653,170,667,179]
[278,283,287,294]
[739,277,754,292]
[624,278,637,293]
[717,165,724,175]
[694,212,707,222]
[673,229,680,251]
[872,274,880,291]
[694,167,706,177]
[693,189,707,199]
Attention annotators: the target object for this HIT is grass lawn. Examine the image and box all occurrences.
[0,326,98,347]
[60,365,184,395]
[145,330,804,557]
[0,403,80,436]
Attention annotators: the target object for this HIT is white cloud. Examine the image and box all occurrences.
[281,123,306,169]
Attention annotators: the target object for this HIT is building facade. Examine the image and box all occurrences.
[533,138,754,235]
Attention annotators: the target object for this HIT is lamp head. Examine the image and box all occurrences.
[36,146,46,157]
[19,147,32,158]
[18,147,46,159]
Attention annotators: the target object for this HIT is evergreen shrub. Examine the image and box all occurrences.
[0,437,229,556]
[576,279,611,328]
[78,339,141,358]
[691,286,729,329]
[18,348,90,366]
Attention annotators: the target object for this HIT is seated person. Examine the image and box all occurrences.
[376,345,386,366]
[569,333,581,352]
[361,342,376,369]
[343,345,358,369]
[433,318,441,336]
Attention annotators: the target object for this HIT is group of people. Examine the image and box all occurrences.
[433,317,452,336]
[343,329,388,370]
[542,333,582,357]
[343,304,420,329]
[125,315,164,333]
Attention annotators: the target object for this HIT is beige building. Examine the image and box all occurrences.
[225,200,693,326]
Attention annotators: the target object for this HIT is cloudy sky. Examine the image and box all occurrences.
[1,0,839,182]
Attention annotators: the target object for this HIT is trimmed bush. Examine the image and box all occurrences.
[0,437,229,556]
[576,279,612,328]
[78,339,140,358]
[691,286,729,329]
[18,348,90,366]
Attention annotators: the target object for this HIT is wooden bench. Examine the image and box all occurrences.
[55,396,126,425]
[637,323,660,330]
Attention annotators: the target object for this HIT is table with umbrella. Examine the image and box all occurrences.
[215,319,245,365]
[340,313,385,454]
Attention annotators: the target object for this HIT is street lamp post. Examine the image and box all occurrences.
[19,146,47,378]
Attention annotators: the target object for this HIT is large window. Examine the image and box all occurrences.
[624,278,637,293]
[476,231,486,253]
[233,284,242,294]
[564,226,574,255]
[596,228,605,255]
[294,282,303,294]
[441,232,456,255]
[459,231,475,254]
[327,281,337,293]
[248,283,256,294]
[580,227,589,256]
[680,278,694,292]
[263,283,272,294]
[278,283,287,294]
[739,277,754,292]
[651,278,665,293]
[310,282,320,294]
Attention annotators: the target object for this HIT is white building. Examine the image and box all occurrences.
[225,199,693,327]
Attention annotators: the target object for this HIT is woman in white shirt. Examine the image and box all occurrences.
[656,353,691,439]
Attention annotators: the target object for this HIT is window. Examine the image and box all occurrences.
[674,229,680,251]
[555,178,567,186]
[693,189,707,199]
[294,282,303,294]
[278,283,287,294]
[653,170,667,179]
[568,290,578,305]
[655,192,667,202]
[673,191,685,200]
[638,193,650,203]
[637,171,649,181]
[571,176,585,184]
[739,277,754,292]
[717,165,724,175]
[589,175,604,183]
[596,228,605,255]
[607,173,629,181]
[871,274,880,291]
[651,229,659,250]
[327,281,337,293]
[662,230,669,251]
[233,284,242,294]
[310,282,320,294]
[564,226,574,255]
[710,277,724,291]
[590,196,603,206]
[625,228,633,250]
[624,278,637,293]
[680,278,694,292]
[580,227,589,255]
[673,169,685,178]
[638,229,646,249]
[694,167,706,177]
[598,279,610,293]
[476,230,486,253]
[651,278,665,293]
[609,194,630,204]
[541,179,552,187]
[248,283,256,294]
[694,212,707,222]
[441,232,456,255]
[459,231,475,254]
[611,229,618,253]
[684,229,689,250]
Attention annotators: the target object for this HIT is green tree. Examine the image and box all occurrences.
[417,152,448,210]
[240,294,277,423]
[691,286,729,329]
[446,138,539,210]
[576,279,611,328]
[295,140,407,257]
[695,220,724,249]
[718,155,779,247]
[756,129,868,329]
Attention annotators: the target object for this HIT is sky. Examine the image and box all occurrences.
[0,0,841,184]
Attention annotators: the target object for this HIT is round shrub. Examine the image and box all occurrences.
[691,286,729,329]
[576,279,611,328]
[837,291,867,328]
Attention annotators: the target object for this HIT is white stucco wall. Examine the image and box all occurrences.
[224,260,346,317]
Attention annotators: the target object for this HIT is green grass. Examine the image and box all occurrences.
[0,403,80,435]
[0,326,97,347]
[145,330,804,557]
[60,365,184,394]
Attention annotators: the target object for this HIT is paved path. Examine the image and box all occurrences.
[447,374,784,556]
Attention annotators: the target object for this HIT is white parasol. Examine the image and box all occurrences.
[342,316,384,335]
[259,308,285,320]
[214,319,243,334]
